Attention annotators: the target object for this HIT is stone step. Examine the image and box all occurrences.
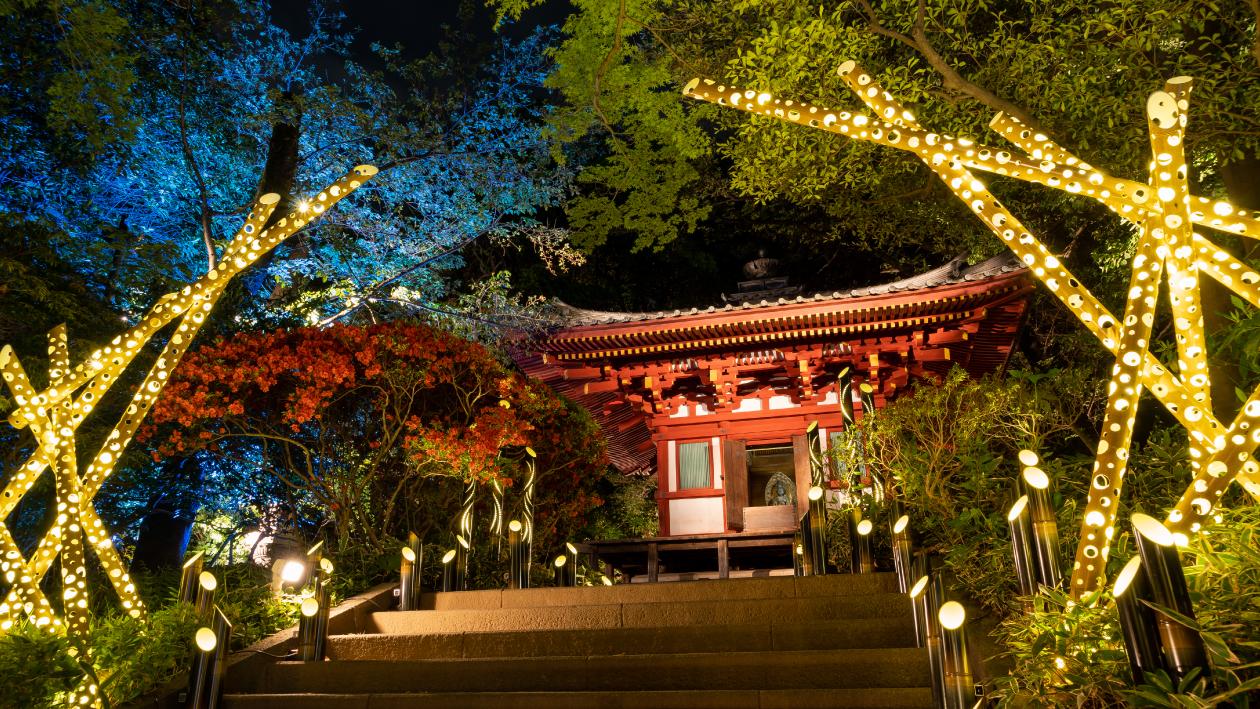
[229,648,930,694]
[328,617,918,660]
[419,573,901,611]
[222,687,934,709]
[370,594,912,635]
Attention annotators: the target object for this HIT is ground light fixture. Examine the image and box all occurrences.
[553,553,571,587]
[1020,456,1062,590]
[854,518,875,573]
[908,575,930,648]
[891,514,912,593]
[1131,513,1210,682]
[508,520,528,589]
[567,544,579,589]
[938,601,973,709]
[454,534,471,591]
[441,548,457,592]
[802,485,827,575]
[179,551,205,604]
[922,574,946,708]
[1007,495,1038,599]
[186,585,232,709]
[1113,555,1164,684]
[399,546,419,611]
[194,571,217,621]
[792,531,804,577]
[272,558,307,595]
[297,596,321,661]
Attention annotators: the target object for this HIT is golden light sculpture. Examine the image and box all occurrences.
[684,63,1260,597]
[0,165,378,650]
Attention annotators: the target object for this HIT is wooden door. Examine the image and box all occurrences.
[792,434,811,521]
[723,439,748,531]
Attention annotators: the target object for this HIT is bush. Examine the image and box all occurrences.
[990,506,1260,707]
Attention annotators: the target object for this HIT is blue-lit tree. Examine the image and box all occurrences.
[0,0,576,568]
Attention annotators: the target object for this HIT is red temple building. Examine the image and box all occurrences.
[515,254,1031,576]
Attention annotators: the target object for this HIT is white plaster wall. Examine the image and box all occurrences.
[820,391,839,405]
[768,395,796,410]
[668,497,726,535]
[733,398,762,413]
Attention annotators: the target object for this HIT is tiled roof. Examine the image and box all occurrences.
[551,253,1023,327]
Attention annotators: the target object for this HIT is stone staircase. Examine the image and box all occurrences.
[221,573,932,708]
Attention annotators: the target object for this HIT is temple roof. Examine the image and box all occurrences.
[550,253,1023,327]
[513,253,1032,476]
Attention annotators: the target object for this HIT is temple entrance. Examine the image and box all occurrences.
[743,444,798,532]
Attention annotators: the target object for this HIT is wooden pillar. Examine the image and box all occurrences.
[792,434,812,520]
[717,539,730,579]
[723,440,749,531]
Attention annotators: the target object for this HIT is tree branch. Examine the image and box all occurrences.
[852,0,1042,129]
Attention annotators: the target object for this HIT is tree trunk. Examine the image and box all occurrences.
[131,456,202,571]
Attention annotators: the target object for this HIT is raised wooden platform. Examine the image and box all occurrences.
[580,529,796,582]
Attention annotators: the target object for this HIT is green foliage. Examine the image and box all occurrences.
[860,366,1099,615]
[580,469,659,540]
[0,622,83,709]
[991,506,1260,707]
[90,603,199,706]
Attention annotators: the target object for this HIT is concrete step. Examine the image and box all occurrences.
[371,593,912,635]
[419,573,900,611]
[328,617,918,660]
[222,687,934,709]
[230,648,930,694]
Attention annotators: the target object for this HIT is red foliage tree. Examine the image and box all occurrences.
[141,321,608,554]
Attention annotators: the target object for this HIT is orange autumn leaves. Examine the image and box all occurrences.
[142,321,607,493]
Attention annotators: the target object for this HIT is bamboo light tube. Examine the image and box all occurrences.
[399,546,418,611]
[178,551,205,605]
[455,534,470,591]
[1113,555,1165,685]
[909,574,930,648]
[297,596,321,662]
[891,513,912,593]
[804,486,827,575]
[194,571,217,622]
[1020,460,1062,590]
[205,607,231,709]
[312,573,331,661]
[938,601,973,709]
[508,520,526,589]
[854,518,875,574]
[1007,495,1038,599]
[404,532,423,608]
[923,574,947,709]
[1132,514,1209,682]
[188,625,219,709]
[440,548,457,593]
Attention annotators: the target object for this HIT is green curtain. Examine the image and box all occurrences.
[678,442,711,489]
